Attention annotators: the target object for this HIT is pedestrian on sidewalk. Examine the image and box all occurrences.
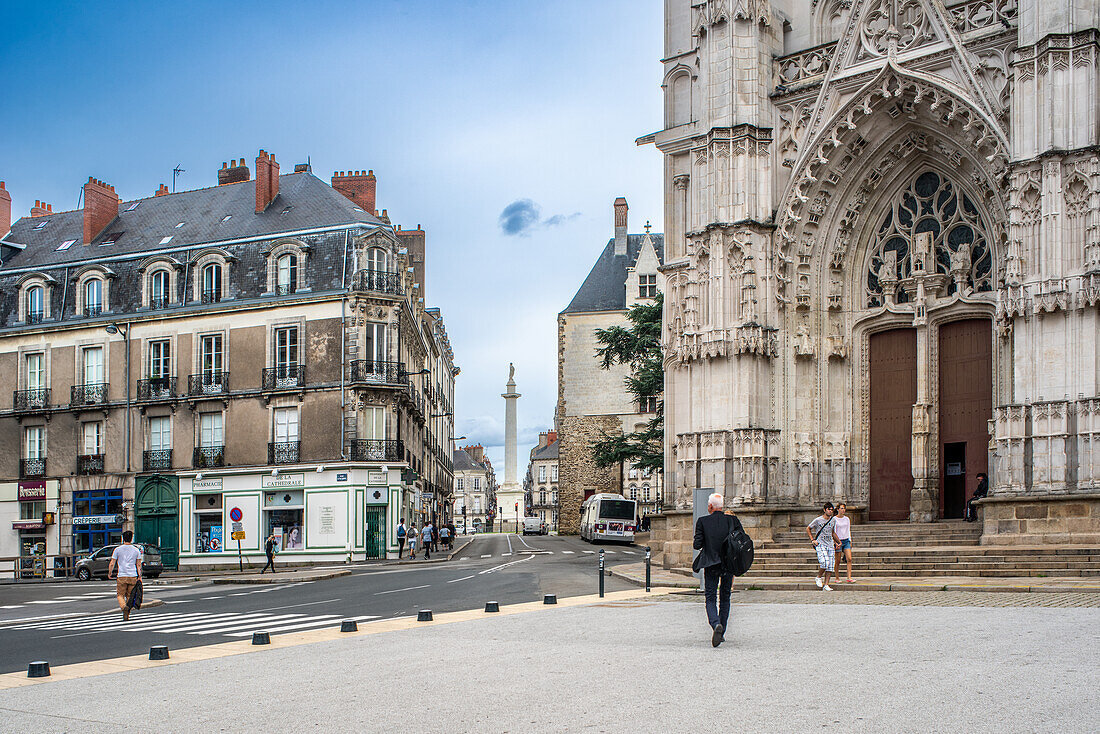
[432,523,440,552]
[108,530,143,622]
[807,502,841,591]
[446,521,456,549]
[261,531,278,574]
[397,518,408,559]
[422,522,434,560]
[692,492,742,648]
[439,523,451,552]
[833,503,854,583]
[966,473,989,522]
[408,525,418,559]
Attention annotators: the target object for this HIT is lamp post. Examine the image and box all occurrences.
[105,322,131,473]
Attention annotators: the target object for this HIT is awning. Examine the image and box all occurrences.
[12,521,46,531]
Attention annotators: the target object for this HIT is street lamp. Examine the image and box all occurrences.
[105,322,131,473]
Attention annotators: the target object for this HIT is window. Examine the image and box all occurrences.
[84,278,103,315]
[25,426,45,459]
[363,406,385,440]
[158,235,173,245]
[551,489,558,504]
[200,334,224,376]
[551,465,558,482]
[539,490,547,505]
[149,340,171,380]
[100,232,123,245]
[26,286,44,323]
[72,488,123,553]
[364,323,387,362]
[264,491,304,551]
[201,263,222,303]
[56,239,76,251]
[274,408,300,443]
[639,396,659,414]
[275,327,299,370]
[126,202,140,212]
[193,493,223,554]
[150,270,170,308]
[25,353,45,390]
[473,477,481,491]
[82,421,103,455]
[457,477,464,491]
[276,254,298,294]
[538,465,547,483]
[474,497,482,513]
[20,499,46,520]
[642,485,651,502]
[629,485,638,501]
[199,412,224,448]
[83,347,104,385]
[639,273,657,298]
[367,247,388,272]
[628,467,639,479]
[149,416,171,451]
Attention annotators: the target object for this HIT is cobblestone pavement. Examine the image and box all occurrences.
[658,589,1100,607]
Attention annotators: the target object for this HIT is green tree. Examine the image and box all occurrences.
[590,293,663,473]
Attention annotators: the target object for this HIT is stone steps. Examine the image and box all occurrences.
[751,560,1100,572]
[743,568,1100,578]
[755,545,1099,557]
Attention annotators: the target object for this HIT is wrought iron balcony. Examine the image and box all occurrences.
[20,457,46,478]
[13,388,51,412]
[70,383,108,407]
[262,365,306,391]
[268,441,301,465]
[143,449,173,472]
[193,445,225,468]
[347,439,404,462]
[275,283,294,295]
[77,454,105,475]
[351,269,403,296]
[150,296,170,310]
[83,305,104,317]
[349,360,407,385]
[27,311,44,324]
[201,289,221,304]
[188,372,229,396]
[404,385,425,418]
[137,377,177,401]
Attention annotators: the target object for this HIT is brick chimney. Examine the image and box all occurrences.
[547,430,557,445]
[614,197,628,256]
[155,184,170,196]
[331,170,377,213]
[255,150,280,213]
[218,158,251,185]
[83,178,120,244]
[31,200,53,217]
[0,182,10,235]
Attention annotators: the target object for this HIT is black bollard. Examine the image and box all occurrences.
[149,645,170,661]
[599,548,605,598]
[417,609,433,622]
[27,661,49,678]
[340,620,358,633]
[645,545,652,593]
[252,631,271,645]
[484,601,500,613]
[543,594,557,605]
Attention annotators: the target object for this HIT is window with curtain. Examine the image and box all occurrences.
[83,347,104,385]
[149,416,171,451]
[26,285,44,322]
[84,278,103,314]
[276,254,297,294]
[199,412,224,447]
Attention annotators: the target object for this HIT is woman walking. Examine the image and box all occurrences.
[806,502,841,591]
[408,525,418,560]
[833,503,854,583]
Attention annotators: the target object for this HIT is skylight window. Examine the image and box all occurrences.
[33,220,49,230]
[99,231,124,246]
[126,202,140,211]
[175,222,184,228]
[56,239,76,251]
[221,214,232,223]
[352,207,363,212]
[280,206,293,215]
[159,236,174,245]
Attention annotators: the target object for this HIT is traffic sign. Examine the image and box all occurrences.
[231,530,246,540]
[229,507,243,522]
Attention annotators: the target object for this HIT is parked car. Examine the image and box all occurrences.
[522,517,548,536]
[74,543,164,581]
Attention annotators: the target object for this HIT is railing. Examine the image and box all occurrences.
[193,445,225,468]
[188,372,229,396]
[150,296,170,310]
[70,383,108,406]
[13,388,50,412]
[948,0,1018,34]
[351,269,403,296]
[201,289,221,304]
[405,385,425,418]
[20,457,46,478]
[262,365,306,391]
[137,377,176,401]
[275,284,293,295]
[349,360,407,385]
[268,441,301,465]
[774,41,837,88]
[77,454,105,475]
[27,311,44,324]
[143,449,172,472]
[347,439,404,462]
[83,305,103,317]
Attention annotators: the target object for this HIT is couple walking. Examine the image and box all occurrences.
[807,501,855,590]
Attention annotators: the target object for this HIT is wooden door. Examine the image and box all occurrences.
[869,328,917,521]
[938,319,992,518]
[134,475,179,569]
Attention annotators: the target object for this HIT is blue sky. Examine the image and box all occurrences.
[0,0,664,470]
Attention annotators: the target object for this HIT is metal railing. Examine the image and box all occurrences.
[188,372,229,396]
[275,283,294,295]
[262,365,305,391]
[77,454,105,475]
[150,296,170,310]
[27,311,44,324]
[20,457,46,478]
[137,377,176,401]
[143,449,172,472]
[268,441,301,465]
[201,289,221,304]
[83,305,104,317]
[70,383,108,406]
[349,360,407,385]
[193,445,225,468]
[351,269,403,296]
[347,439,404,462]
[13,388,50,412]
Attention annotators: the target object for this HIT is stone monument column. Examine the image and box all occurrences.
[496,363,525,532]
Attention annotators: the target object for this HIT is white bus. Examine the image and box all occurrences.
[579,493,638,543]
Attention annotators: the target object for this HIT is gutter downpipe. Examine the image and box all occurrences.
[340,228,349,461]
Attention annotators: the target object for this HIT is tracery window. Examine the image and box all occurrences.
[866,171,993,307]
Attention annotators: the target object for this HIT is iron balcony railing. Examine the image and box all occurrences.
[188,372,229,396]
[262,365,306,391]
[349,360,407,385]
[27,311,44,324]
[405,385,425,418]
[275,283,294,295]
[83,305,103,317]
[150,296,170,310]
[77,454,105,475]
[143,449,172,472]
[20,457,46,478]
[201,289,221,304]
[13,388,50,412]
[193,445,225,468]
[351,269,403,296]
[347,439,404,462]
[268,441,301,465]
[70,383,108,407]
[137,377,177,401]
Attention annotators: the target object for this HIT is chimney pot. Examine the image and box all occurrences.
[0,181,11,236]
[330,168,377,213]
[83,176,121,244]
[218,158,251,185]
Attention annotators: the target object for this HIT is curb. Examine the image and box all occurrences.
[392,538,473,566]
[210,570,351,585]
[0,598,165,628]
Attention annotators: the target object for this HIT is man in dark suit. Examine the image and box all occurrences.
[693,492,743,647]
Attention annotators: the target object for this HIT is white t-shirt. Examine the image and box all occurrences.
[111,544,143,577]
[834,516,851,541]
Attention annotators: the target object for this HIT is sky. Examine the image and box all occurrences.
[0,0,664,471]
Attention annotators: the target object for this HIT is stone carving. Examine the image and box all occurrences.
[858,0,935,60]
[794,320,815,358]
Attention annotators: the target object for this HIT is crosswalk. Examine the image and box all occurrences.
[7,610,378,638]
[457,548,626,561]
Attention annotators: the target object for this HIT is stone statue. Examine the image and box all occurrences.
[508,362,515,381]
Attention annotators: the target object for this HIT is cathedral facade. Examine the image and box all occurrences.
[648,1,1099,543]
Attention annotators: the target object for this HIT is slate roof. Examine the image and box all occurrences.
[0,172,383,270]
[453,448,483,472]
[531,440,559,461]
[561,233,664,314]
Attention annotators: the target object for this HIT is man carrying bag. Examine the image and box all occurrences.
[693,493,749,648]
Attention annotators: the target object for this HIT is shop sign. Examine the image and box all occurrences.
[72,514,122,525]
[194,478,223,491]
[262,473,305,489]
[336,473,348,482]
[367,470,386,485]
[18,481,46,501]
[12,520,46,531]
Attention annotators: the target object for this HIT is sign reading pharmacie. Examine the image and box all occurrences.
[261,473,305,489]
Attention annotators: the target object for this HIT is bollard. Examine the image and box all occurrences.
[149,645,170,661]
[645,545,651,593]
[252,631,271,645]
[599,548,605,598]
[484,601,500,613]
[417,609,433,622]
[340,620,358,633]
[27,661,50,678]
[543,594,557,605]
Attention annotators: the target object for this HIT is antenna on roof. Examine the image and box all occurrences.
[172,164,186,192]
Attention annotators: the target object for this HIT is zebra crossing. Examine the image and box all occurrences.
[7,610,379,638]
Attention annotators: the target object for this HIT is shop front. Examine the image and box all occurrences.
[71,487,125,554]
[1,480,61,577]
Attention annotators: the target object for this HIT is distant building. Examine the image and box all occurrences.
[453,444,494,530]
[523,430,559,530]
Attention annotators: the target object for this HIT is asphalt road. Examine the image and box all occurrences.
[0,533,640,673]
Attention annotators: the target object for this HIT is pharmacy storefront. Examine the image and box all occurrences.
[177,466,404,568]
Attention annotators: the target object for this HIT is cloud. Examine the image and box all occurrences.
[499,199,581,236]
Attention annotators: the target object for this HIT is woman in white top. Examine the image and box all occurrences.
[834,503,854,582]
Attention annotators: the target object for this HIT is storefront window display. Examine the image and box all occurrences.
[264,489,304,550]
[193,493,224,553]
[71,488,123,554]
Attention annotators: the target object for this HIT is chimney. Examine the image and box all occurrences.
[155,184,170,197]
[614,197,628,256]
[0,182,10,235]
[331,169,377,213]
[547,430,557,445]
[218,158,251,185]
[83,178,120,244]
[31,200,53,217]
[538,431,548,450]
[294,162,311,173]
[255,150,280,214]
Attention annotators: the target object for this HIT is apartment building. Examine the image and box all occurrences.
[523,430,559,531]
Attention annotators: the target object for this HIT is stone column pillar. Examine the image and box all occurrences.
[910,322,936,522]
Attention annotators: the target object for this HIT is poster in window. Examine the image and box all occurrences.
[208,526,223,553]
[284,525,303,550]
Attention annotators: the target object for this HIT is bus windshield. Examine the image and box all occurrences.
[598,500,635,521]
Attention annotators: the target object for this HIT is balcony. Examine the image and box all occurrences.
[137,377,177,402]
[27,311,44,324]
[83,305,104,317]
[143,449,173,472]
[262,365,306,391]
[150,296,170,310]
[188,372,229,397]
[275,284,294,296]
[347,439,404,462]
[77,454,105,475]
[268,441,301,465]
[193,445,225,468]
[70,383,108,407]
[13,388,51,412]
[20,457,46,478]
[404,385,425,419]
[349,360,407,386]
[351,269,403,296]
[201,289,221,304]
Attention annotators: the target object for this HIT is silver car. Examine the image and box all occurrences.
[74,544,164,581]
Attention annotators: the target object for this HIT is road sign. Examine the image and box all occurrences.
[229,507,243,522]
[231,521,243,532]
[231,530,246,540]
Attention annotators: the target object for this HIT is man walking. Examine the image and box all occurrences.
[807,502,841,591]
[108,530,143,622]
[421,522,433,560]
[261,531,278,574]
[397,518,408,559]
[692,493,742,648]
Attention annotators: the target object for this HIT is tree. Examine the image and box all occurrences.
[590,293,663,473]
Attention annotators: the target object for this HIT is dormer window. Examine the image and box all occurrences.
[276,253,298,295]
[26,286,44,323]
[639,274,657,298]
[201,263,223,303]
[367,247,388,273]
[83,278,104,316]
[150,270,170,309]
[100,231,123,246]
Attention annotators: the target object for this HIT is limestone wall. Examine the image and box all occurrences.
[557,414,622,534]
[978,494,1100,545]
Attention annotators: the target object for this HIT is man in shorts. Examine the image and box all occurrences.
[806,502,841,591]
[108,530,143,621]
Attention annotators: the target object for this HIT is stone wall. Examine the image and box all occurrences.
[978,494,1100,545]
[557,414,622,534]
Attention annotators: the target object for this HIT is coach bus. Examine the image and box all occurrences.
[579,493,638,543]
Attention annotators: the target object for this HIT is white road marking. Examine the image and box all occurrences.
[459,557,470,561]
[507,535,515,553]
[374,584,429,596]
[582,551,595,554]
[481,554,492,558]
[202,596,224,600]
[447,575,475,584]
[623,551,636,555]
[561,551,575,554]
[477,555,533,576]
[501,553,512,557]
[25,600,76,605]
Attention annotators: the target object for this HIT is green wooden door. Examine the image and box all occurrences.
[134,475,179,569]
[364,506,386,559]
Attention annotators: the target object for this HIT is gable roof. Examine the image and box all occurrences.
[453,448,484,472]
[561,233,664,314]
[532,440,559,461]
